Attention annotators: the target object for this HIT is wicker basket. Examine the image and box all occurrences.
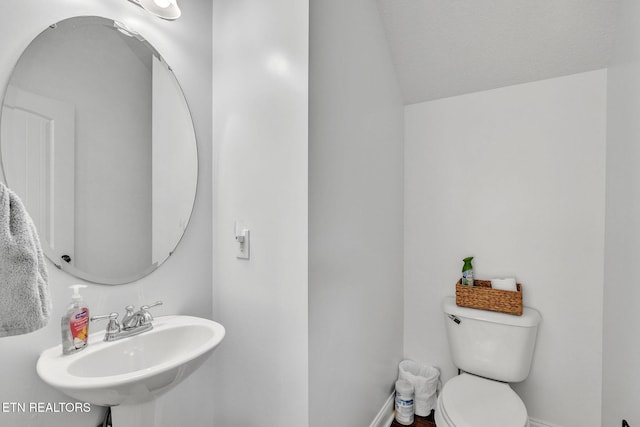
[455,279,523,316]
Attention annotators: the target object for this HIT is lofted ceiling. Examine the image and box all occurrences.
[375,0,620,104]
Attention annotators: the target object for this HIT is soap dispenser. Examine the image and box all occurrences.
[61,285,90,355]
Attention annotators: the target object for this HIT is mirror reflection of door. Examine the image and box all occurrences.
[0,85,75,267]
[0,17,198,285]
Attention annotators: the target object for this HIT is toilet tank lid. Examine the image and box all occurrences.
[442,296,541,327]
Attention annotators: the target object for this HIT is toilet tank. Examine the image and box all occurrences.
[442,296,541,382]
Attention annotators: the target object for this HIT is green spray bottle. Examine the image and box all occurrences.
[462,257,474,286]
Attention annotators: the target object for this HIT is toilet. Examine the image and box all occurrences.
[435,296,541,427]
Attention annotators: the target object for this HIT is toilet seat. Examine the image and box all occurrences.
[436,373,528,427]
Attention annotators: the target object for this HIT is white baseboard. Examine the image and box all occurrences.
[369,392,395,427]
[529,418,563,427]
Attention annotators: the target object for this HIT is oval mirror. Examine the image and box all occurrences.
[0,16,198,285]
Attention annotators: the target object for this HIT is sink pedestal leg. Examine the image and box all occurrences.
[110,401,157,427]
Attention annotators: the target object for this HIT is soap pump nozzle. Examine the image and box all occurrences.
[69,284,87,302]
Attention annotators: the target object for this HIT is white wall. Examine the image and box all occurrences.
[0,1,213,426]
[308,0,404,425]
[211,0,309,425]
[405,70,607,427]
[602,1,640,425]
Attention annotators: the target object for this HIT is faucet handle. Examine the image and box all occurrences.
[90,312,119,321]
[142,301,163,309]
[140,301,163,323]
[90,312,120,335]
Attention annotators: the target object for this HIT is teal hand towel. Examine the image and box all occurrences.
[0,182,51,337]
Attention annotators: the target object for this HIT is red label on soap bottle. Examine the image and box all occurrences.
[70,308,89,349]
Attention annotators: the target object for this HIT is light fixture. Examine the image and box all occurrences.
[128,0,181,21]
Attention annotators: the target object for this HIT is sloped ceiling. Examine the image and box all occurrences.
[376,0,620,104]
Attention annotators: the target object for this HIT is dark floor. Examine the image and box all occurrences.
[390,411,436,427]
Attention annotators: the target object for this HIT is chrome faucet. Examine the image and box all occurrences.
[122,301,163,329]
[91,301,163,342]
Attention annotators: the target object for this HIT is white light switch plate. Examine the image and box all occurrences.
[235,224,250,259]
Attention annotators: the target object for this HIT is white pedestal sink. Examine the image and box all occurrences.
[36,315,225,426]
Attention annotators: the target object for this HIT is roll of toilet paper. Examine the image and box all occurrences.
[491,277,517,291]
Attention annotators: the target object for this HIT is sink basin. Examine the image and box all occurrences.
[36,315,225,406]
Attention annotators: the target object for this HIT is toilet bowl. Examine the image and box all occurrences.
[434,373,529,427]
